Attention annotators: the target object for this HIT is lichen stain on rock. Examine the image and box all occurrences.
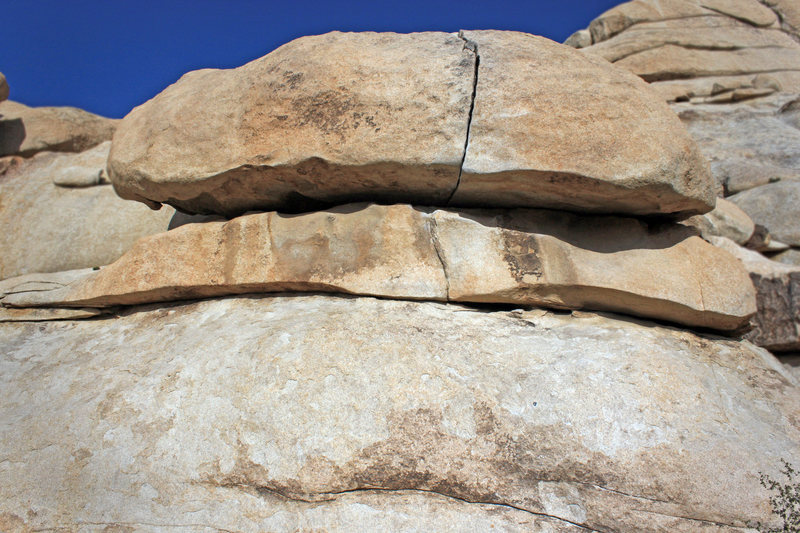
[501,230,544,283]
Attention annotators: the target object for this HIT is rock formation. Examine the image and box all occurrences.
[108,31,713,218]
[0,141,175,279]
[0,22,797,532]
[0,99,117,157]
[570,0,800,365]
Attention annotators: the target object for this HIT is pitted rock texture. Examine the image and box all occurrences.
[0,203,756,331]
[0,100,117,158]
[712,236,800,352]
[0,143,174,279]
[109,30,715,218]
[0,295,796,532]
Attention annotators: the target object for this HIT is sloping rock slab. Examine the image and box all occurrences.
[0,144,175,279]
[451,30,714,217]
[0,295,796,531]
[0,100,116,158]
[1,203,756,331]
[712,237,800,352]
[729,180,800,246]
[109,30,714,218]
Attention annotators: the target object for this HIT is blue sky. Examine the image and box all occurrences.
[2,0,620,118]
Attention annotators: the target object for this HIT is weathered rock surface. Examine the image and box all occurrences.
[682,197,754,244]
[0,143,175,279]
[0,203,756,331]
[0,295,795,531]
[0,100,117,158]
[0,72,8,102]
[712,237,800,352]
[674,95,800,195]
[729,180,800,246]
[587,0,780,44]
[109,30,715,217]
[450,30,714,217]
[580,0,800,94]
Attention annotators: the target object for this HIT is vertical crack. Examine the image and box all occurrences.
[426,214,451,301]
[447,31,480,205]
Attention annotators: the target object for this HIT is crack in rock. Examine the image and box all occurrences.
[447,31,480,206]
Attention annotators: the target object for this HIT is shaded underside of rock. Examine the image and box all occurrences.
[728,180,800,246]
[711,237,800,352]
[0,203,756,331]
[109,30,715,218]
[0,295,796,531]
[0,144,175,279]
[450,30,714,217]
[0,100,117,158]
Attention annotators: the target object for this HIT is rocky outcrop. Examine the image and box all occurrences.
[109,30,714,218]
[0,203,756,331]
[0,142,175,279]
[0,295,796,532]
[712,237,800,352]
[570,0,800,198]
[0,100,117,158]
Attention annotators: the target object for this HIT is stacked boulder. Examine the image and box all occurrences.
[0,31,798,531]
[569,0,800,356]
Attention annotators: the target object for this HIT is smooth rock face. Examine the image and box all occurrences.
[0,203,756,331]
[452,30,714,217]
[682,197,755,245]
[109,30,715,218]
[729,181,800,246]
[0,144,174,279]
[0,295,796,532]
[109,31,475,215]
[0,100,117,157]
[0,72,8,102]
[712,237,800,352]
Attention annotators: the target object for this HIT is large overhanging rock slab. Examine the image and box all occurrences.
[0,295,796,531]
[109,31,475,215]
[1,204,756,331]
[452,30,714,217]
[109,30,715,218]
[0,144,175,279]
[0,100,117,158]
